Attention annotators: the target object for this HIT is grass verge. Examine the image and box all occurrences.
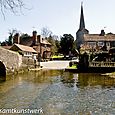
[68,65,77,69]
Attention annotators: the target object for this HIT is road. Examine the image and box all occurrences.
[40,61,70,69]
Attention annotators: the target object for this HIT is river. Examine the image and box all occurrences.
[0,70,115,115]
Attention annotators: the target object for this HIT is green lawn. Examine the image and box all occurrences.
[68,65,77,69]
[52,55,64,59]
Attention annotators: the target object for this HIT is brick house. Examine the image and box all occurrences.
[13,31,52,61]
[10,43,37,58]
[80,32,115,52]
[76,3,115,53]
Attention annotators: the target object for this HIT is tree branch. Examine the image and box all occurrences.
[0,0,25,18]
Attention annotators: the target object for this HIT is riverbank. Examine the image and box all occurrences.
[5,61,70,76]
[102,72,115,78]
[5,61,115,74]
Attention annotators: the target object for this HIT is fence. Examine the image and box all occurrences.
[89,61,115,67]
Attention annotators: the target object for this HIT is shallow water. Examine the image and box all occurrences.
[0,70,115,115]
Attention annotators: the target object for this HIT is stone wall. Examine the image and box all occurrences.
[0,47,22,71]
[22,57,34,66]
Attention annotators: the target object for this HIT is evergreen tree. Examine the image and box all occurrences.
[60,34,75,57]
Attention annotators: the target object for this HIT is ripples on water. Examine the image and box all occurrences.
[0,70,115,115]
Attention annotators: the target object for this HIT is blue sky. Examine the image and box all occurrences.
[0,0,115,42]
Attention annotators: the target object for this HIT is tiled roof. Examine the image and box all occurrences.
[20,35,51,45]
[2,46,12,49]
[41,39,51,45]
[84,34,115,41]
[10,43,37,53]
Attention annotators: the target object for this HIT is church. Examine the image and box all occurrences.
[76,3,115,53]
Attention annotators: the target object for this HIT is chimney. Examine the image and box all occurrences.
[100,30,105,36]
[37,35,43,43]
[13,33,20,44]
[32,31,37,44]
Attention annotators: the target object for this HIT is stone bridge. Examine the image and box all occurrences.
[0,47,22,79]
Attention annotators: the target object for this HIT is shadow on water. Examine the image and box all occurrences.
[0,61,6,82]
[61,72,115,88]
[14,70,115,88]
[22,69,64,84]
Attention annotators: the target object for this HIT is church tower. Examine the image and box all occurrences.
[76,2,89,50]
[79,2,85,30]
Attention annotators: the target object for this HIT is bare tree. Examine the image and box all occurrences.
[0,0,25,18]
[41,27,53,38]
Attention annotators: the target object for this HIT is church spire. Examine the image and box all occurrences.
[79,2,85,30]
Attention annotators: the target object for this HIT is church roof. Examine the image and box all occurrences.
[77,3,89,34]
[79,2,85,30]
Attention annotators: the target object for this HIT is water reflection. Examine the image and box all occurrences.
[61,72,115,88]
[0,70,114,115]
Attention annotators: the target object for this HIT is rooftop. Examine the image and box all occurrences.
[10,44,37,53]
[41,38,51,45]
[84,34,115,41]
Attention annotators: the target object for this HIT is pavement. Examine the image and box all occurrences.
[40,61,70,70]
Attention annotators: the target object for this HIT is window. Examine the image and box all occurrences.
[106,42,110,46]
[98,42,104,46]
[87,42,96,46]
